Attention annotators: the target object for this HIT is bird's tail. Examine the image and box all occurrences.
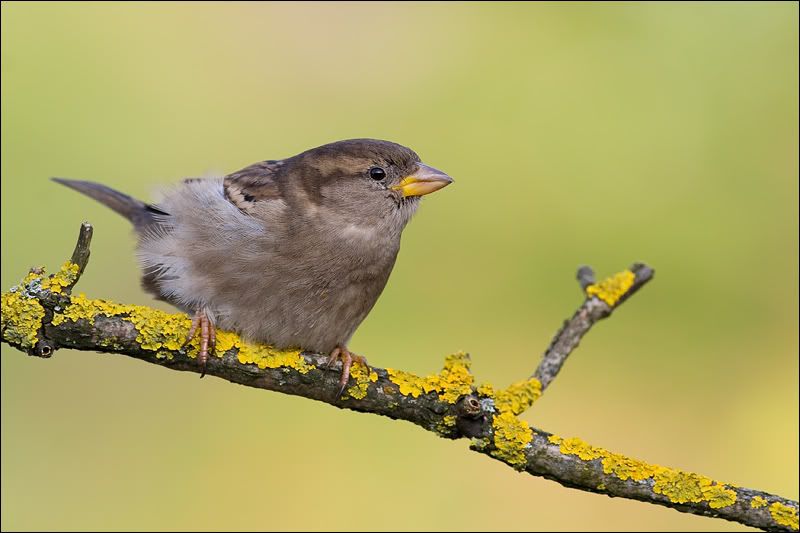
[52,178,164,230]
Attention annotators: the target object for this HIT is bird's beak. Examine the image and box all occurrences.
[391,163,453,198]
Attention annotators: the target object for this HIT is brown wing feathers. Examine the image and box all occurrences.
[223,160,284,214]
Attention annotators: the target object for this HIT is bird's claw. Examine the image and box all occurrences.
[183,309,216,378]
[327,345,368,399]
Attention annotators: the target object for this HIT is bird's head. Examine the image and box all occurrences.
[286,139,453,231]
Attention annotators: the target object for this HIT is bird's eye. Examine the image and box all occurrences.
[369,167,386,181]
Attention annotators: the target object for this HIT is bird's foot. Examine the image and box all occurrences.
[326,345,369,398]
[183,309,216,378]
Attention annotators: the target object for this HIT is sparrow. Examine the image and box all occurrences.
[53,139,453,395]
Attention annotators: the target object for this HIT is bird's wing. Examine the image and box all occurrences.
[223,160,285,215]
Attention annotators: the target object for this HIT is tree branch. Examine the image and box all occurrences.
[534,263,655,392]
[2,225,797,532]
[68,221,93,281]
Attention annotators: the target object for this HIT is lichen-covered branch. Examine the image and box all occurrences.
[1,225,797,532]
[534,263,655,392]
[473,429,798,532]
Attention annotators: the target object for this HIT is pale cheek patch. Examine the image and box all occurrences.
[340,223,379,240]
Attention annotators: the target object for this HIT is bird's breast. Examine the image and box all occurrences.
[137,179,404,352]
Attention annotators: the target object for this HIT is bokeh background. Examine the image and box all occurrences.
[2,2,797,531]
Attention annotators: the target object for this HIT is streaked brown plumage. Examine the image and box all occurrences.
[53,139,453,394]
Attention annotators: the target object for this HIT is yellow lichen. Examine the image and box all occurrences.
[651,467,738,508]
[493,378,542,415]
[586,269,636,306]
[558,437,605,461]
[346,361,378,399]
[49,293,313,373]
[652,468,704,504]
[435,414,458,436]
[602,452,659,482]
[1,291,45,348]
[770,502,799,530]
[51,293,131,326]
[39,262,80,294]
[436,352,474,402]
[701,482,737,509]
[129,308,192,351]
[22,270,43,286]
[385,368,426,397]
[212,330,239,353]
[751,496,768,509]
[237,342,311,373]
[490,411,532,469]
[480,378,539,466]
[477,382,495,397]
[50,293,194,352]
[549,432,737,509]
[386,352,473,404]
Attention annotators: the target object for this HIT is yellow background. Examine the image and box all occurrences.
[2,2,797,531]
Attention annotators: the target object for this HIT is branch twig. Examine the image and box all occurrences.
[68,221,93,282]
[1,225,796,532]
[534,262,655,392]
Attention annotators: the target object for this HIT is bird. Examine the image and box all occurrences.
[53,139,453,396]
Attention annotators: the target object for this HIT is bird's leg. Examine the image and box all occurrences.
[199,317,210,374]
[208,323,216,358]
[325,346,341,368]
[185,312,201,344]
[326,345,369,398]
[182,309,216,378]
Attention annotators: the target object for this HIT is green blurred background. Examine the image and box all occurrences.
[2,2,797,531]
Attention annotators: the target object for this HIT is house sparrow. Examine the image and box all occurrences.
[53,139,453,395]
